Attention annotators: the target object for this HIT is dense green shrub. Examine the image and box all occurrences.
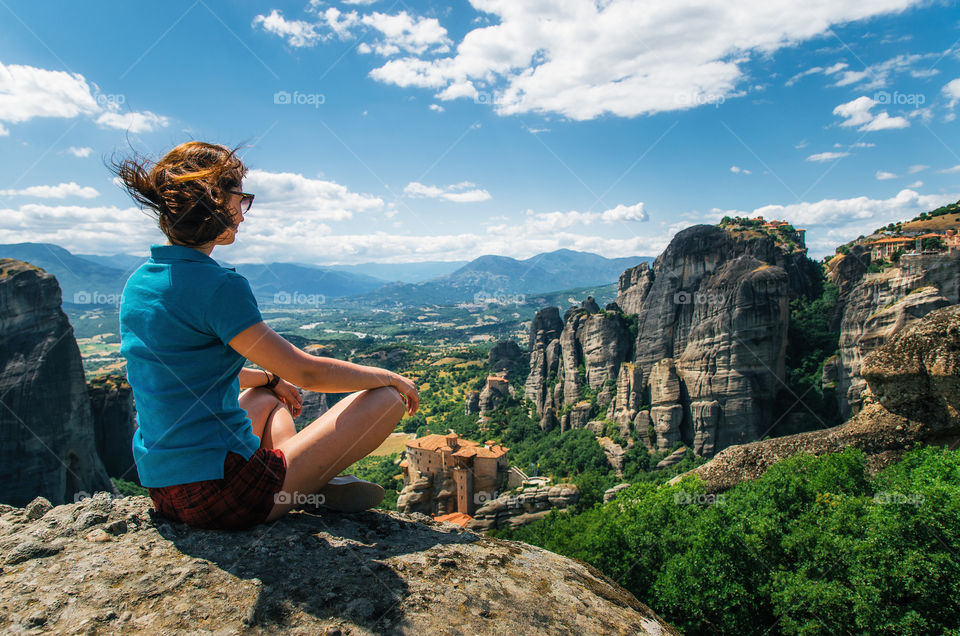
[491,446,960,635]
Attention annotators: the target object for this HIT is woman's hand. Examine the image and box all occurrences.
[270,378,303,418]
[386,371,419,416]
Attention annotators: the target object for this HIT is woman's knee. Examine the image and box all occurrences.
[367,385,405,420]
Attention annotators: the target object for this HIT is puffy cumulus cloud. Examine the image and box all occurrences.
[875,170,897,180]
[244,168,385,220]
[0,203,162,254]
[714,189,959,256]
[253,8,450,56]
[806,151,850,162]
[0,182,99,198]
[833,96,909,131]
[65,146,93,158]
[0,61,168,134]
[944,78,960,108]
[363,0,922,120]
[496,202,647,234]
[403,181,491,202]
[251,9,326,47]
[360,11,451,56]
[428,103,444,112]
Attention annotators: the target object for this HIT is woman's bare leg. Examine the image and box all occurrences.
[239,387,297,449]
[265,386,405,521]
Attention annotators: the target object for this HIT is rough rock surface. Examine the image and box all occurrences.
[87,374,139,485]
[673,306,960,493]
[606,362,644,434]
[0,259,112,506]
[524,224,811,459]
[603,483,632,503]
[478,374,512,414]
[834,251,960,417]
[616,262,654,315]
[0,494,678,635]
[487,339,527,374]
[466,484,581,531]
[524,307,563,414]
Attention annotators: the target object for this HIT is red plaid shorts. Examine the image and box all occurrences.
[148,447,287,531]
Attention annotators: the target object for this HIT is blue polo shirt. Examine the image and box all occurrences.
[120,244,264,487]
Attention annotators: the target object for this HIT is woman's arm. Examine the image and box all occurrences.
[227,321,419,415]
[238,367,271,389]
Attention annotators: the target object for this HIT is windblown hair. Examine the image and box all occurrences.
[110,141,247,247]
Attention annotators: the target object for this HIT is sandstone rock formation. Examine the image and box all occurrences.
[833,251,960,418]
[673,306,960,493]
[603,483,631,503]
[87,374,139,485]
[0,259,112,506]
[466,484,581,531]
[524,224,811,459]
[487,339,527,374]
[0,493,678,634]
[478,373,513,414]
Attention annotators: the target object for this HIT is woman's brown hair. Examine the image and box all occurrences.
[110,141,247,247]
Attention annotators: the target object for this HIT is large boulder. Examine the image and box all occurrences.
[0,494,679,634]
[673,306,960,493]
[0,259,112,506]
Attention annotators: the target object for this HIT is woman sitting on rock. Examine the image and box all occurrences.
[112,141,419,531]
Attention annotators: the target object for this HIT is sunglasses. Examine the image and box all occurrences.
[229,190,255,214]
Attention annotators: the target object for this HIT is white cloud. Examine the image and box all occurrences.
[244,168,385,220]
[360,11,451,56]
[806,151,850,162]
[938,165,960,174]
[0,203,161,255]
[730,165,751,175]
[833,96,909,131]
[943,78,960,108]
[907,164,928,174]
[906,180,923,188]
[715,189,960,257]
[501,202,648,234]
[850,142,875,148]
[251,10,324,47]
[0,182,99,199]
[95,110,168,133]
[362,0,923,120]
[65,146,93,158]
[428,103,444,112]
[0,61,169,134]
[261,1,923,120]
[253,8,450,57]
[875,170,897,180]
[403,181,491,202]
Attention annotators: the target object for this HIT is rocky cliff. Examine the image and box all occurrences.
[0,259,112,506]
[465,484,581,531]
[524,224,813,458]
[87,374,139,485]
[0,494,678,635]
[675,305,960,493]
[831,251,960,418]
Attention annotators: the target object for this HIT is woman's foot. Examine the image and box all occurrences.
[308,474,385,513]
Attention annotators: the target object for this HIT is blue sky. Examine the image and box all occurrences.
[1,0,959,264]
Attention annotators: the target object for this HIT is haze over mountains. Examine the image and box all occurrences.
[0,243,650,307]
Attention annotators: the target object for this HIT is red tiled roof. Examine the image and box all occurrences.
[433,512,472,527]
[407,433,484,452]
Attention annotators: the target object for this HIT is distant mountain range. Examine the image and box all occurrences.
[0,243,652,308]
[352,249,653,306]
